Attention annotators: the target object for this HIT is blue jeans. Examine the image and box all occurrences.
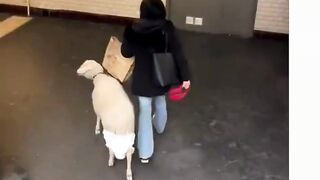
[137,95,167,159]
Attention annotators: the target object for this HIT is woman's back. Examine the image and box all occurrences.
[121,20,176,96]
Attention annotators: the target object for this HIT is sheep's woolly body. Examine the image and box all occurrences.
[92,74,135,134]
[92,74,135,159]
[77,60,135,160]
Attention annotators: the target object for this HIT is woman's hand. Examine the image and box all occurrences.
[182,80,191,89]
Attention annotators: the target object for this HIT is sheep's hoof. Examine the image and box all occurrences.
[126,170,133,180]
[95,129,100,135]
[108,159,114,167]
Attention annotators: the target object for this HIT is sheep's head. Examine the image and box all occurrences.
[77,60,104,80]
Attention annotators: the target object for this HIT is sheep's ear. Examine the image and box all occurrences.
[77,65,88,74]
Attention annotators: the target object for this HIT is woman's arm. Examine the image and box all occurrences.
[121,26,134,58]
[168,22,191,86]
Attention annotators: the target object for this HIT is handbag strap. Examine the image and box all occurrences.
[164,31,169,53]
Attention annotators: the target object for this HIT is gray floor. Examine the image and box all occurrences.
[0,13,11,21]
[0,14,288,180]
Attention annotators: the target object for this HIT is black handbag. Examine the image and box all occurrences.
[153,32,180,87]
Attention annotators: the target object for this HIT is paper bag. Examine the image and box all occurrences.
[102,36,134,83]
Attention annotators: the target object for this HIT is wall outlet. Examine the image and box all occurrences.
[186,16,194,25]
[194,17,203,26]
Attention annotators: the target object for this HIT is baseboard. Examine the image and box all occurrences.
[254,30,289,40]
[0,4,136,25]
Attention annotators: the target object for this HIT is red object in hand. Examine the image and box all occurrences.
[168,85,190,102]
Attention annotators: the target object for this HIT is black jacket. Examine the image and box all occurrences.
[121,20,190,97]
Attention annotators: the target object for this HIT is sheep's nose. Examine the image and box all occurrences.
[77,70,82,76]
[76,69,82,75]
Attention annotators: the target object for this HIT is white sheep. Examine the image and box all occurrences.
[77,60,135,180]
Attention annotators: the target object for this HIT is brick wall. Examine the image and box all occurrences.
[0,0,166,18]
[254,0,289,34]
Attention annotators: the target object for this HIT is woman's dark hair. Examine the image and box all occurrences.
[140,0,167,20]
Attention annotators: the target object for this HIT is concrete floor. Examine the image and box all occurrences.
[0,14,288,180]
[0,13,11,21]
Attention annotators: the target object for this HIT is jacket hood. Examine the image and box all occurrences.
[140,0,166,20]
[132,19,166,34]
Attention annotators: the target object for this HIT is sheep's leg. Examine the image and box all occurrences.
[126,147,135,180]
[108,148,115,167]
[95,116,101,135]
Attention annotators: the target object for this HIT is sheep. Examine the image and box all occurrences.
[77,60,135,180]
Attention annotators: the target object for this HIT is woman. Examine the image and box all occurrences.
[121,0,191,163]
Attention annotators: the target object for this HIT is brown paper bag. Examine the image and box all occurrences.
[102,36,134,83]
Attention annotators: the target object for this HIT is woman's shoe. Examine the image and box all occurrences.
[140,158,150,164]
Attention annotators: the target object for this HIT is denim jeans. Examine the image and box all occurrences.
[137,95,167,159]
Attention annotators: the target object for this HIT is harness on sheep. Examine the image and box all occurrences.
[93,72,104,79]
